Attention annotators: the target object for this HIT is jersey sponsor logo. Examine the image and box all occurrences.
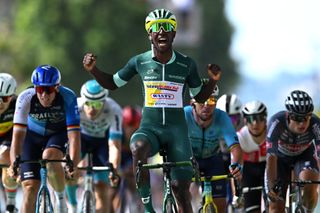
[146,69,154,74]
[144,76,158,80]
[146,85,178,92]
[30,112,65,122]
[151,93,174,99]
[168,74,185,81]
[141,196,151,204]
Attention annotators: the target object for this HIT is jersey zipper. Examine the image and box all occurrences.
[201,128,205,157]
[162,64,165,125]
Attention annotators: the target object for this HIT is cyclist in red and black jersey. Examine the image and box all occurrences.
[265,90,320,213]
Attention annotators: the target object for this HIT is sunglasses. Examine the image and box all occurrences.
[35,86,57,94]
[289,114,311,123]
[150,22,174,33]
[85,101,103,109]
[0,96,11,103]
[245,115,266,124]
[198,97,216,107]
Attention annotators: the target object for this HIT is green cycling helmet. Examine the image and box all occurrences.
[145,8,177,32]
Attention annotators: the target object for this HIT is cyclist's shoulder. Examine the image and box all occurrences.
[58,85,77,98]
[105,97,122,113]
[16,87,35,102]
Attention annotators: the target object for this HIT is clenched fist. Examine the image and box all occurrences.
[83,53,97,72]
[207,64,221,82]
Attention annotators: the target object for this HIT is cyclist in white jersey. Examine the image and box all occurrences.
[66,79,122,213]
[237,100,268,213]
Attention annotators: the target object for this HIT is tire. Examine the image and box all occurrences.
[203,203,217,213]
[164,198,178,213]
[82,191,95,213]
[38,190,51,213]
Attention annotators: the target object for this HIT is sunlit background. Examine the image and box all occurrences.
[226,0,320,116]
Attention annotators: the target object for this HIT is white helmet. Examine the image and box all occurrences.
[0,73,17,96]
[242,100,267,117]
[216,94,242,115]
[212,85,219,97]
[80,79,109,101]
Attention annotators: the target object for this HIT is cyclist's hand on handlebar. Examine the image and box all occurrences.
[267,182,283,202]
[207,64,221,82]
[109,171,121,188]
[229,162,242,180]
[8,165,20,182]
[232,195,244,209]
[83,53,97,72]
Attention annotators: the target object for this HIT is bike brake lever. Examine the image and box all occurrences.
[13,155,21,177]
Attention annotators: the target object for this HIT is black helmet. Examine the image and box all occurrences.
[285,90,313,115]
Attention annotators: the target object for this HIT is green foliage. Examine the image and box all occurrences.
[0,0,238,106]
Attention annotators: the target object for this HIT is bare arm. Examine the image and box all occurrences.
[68,130,81,167]
[193,64,221,103]
[82,53,118,90]
[108,139,121,170]
[10,126,26,164]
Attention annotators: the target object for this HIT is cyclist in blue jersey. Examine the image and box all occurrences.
[265,90,320,213]
[0,73,19,213]
[184,85,243,212]
[66,79,122,213]
[8,65,81,213]
[83,8,221,213]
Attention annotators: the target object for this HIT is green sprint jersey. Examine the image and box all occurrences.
[113,50,202,125]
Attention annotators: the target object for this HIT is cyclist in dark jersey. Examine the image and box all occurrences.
[0,73,19,213]
[83,8,221,213]
[265,90,320,213]
[8,65,81,213]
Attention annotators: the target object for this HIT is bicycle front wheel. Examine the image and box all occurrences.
[38,190,52,213]
[82,190,95,213]
[164,197,178,213]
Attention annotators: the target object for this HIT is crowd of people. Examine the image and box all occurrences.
[0,7,319,213]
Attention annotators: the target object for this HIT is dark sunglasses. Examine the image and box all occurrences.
[35,86,57,94]
[0,96,11,103]
[246,115,266,124]
[289,114,311,123]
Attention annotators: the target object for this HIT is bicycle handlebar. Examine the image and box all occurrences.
[139,161,192,170]
[13,154,74,176]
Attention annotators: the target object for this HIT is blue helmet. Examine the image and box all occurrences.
[80,79,109,101]
[31,65,61,86]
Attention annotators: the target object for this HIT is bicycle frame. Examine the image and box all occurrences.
[136,157,192,213]
[77,152,116,213]
[13,156,73,213]
[36,161,54,213]
[192,174,236,213]
[289,180,320,213]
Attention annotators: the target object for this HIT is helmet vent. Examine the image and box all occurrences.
[5,85,11,94]
[0,81,3,92]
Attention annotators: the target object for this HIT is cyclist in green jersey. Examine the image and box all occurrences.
[83,8,221,213]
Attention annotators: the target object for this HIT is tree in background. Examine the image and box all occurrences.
[0,0,238,106]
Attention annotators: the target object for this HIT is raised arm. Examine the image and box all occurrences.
[193,64,221,103]
[83,53,118,90]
